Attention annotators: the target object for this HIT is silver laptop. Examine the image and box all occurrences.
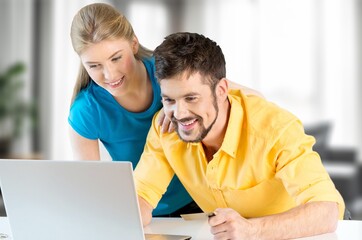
[0,160,191,240]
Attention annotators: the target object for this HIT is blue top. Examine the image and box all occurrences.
[68,57,192,216]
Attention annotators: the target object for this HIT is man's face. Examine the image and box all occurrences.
[160,72,219,143]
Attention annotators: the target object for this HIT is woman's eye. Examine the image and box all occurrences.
[89,65,98,69]
[112,56,122,62]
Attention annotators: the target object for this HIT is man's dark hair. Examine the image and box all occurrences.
[154,32,226,89]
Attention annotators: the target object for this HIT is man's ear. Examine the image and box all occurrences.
[216,78,229,100]
[131,36,140,55]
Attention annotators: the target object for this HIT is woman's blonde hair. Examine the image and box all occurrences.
[70,3,152,104]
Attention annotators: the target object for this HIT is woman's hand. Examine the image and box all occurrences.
[157,108,175,133]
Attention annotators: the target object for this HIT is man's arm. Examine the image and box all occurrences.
[135,112,176,227]
[209,201,339,240]
[138,196,153,226]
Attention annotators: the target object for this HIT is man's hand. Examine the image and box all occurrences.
[208,202,339,240]
[138,196,153,227]
[208,208,258,240]
[157,108,175,133]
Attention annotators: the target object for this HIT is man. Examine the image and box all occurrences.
[135,32,345,239]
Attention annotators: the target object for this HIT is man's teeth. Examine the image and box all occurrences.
[180,119,196,126]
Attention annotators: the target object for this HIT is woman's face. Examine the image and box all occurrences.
[80,37,139,96]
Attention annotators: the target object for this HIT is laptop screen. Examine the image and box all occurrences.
[0,160,146,240]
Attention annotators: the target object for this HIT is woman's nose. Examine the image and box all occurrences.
[103,64,117,81]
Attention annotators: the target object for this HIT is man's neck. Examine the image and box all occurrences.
[201,98,231,162]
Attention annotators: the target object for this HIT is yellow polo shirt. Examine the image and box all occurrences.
[135,89,345,219]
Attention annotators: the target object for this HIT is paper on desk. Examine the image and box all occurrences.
[180,212,215,221]
[145,233,191,240]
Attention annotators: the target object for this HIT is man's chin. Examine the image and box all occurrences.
[180,138,200,143]
[177,131,201,143]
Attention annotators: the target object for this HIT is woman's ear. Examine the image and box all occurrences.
[131,36,140,55]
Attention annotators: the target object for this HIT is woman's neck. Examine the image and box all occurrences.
[114,60,153,112]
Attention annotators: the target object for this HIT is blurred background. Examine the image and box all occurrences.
[0,0,361,219]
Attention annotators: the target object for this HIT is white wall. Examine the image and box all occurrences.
[50,0,111,160]
[0,0,34,155]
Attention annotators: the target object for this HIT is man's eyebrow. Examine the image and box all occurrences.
[161,92,200,98]
[85,50,123,64]
[184,92,200,97]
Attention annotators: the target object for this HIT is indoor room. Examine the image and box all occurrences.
[1,0,362,237]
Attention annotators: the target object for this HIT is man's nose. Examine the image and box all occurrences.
[173,101,188,120]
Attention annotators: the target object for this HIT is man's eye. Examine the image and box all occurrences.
[185,97,197,102]
[162,98,174,104]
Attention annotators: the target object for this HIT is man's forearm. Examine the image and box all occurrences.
[138,196,153,227]
[251,201,339,240]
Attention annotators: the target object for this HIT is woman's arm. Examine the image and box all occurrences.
[227,80,264,98]
[69,127,101,160]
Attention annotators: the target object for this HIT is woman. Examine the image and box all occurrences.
[68,3,262,217]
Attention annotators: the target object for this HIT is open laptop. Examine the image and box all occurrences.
[0,160,191,240]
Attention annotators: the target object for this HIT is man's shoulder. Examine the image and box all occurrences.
[229,90,299,133]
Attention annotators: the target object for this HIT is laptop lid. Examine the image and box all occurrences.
[0,160,154,240]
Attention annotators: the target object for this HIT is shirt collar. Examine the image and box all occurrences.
[186,91,245,157]
[220,92,244,158]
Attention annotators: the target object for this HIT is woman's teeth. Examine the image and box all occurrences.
[109,79,122,86]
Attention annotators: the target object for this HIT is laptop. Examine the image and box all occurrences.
[0,160,191,240]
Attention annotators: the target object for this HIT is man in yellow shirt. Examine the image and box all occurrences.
[135,32,345,239]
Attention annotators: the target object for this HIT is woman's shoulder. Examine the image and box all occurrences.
[142,57,155,79]
[142,56,160,90]
[73,80,114,106]
[69,94,97,123]
[142,56,155,66]
[71,84,95,107]
[70,82,107,117]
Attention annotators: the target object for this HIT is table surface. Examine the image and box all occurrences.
[1,217,361,239]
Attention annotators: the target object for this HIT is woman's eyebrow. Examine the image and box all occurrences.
[85,50,123,64]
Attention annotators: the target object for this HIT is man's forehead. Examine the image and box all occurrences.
[160,71,210,85]
[160,73,210,97]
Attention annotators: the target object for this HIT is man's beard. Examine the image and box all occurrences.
[172,98,219,143]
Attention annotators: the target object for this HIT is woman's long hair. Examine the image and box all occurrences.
[70,3,152,104]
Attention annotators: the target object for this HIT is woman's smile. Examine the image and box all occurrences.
[106,76,125,89]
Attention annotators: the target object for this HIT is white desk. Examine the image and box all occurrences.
[1,217,361,239]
